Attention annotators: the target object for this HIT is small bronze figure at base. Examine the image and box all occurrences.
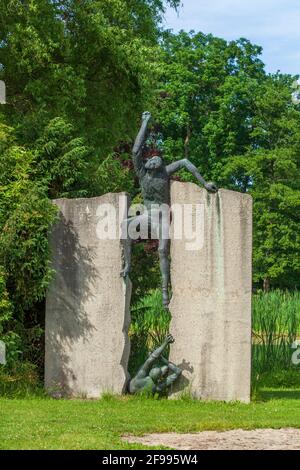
[129,334,181,395]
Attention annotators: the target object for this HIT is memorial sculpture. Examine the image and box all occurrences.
[45,111,252,402]
[129,334,182,394]
[120,111,218,307]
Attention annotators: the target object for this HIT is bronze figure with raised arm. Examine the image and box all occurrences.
[121,111,218,307]
[129,334,182,394]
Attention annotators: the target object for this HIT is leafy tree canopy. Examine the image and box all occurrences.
[155,31,300,289]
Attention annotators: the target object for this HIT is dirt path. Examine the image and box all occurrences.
[124,428,300,450]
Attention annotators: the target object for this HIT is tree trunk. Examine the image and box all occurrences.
[263,278,270,292]
[184,124,191,159]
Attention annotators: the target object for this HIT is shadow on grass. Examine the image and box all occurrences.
[260,389,300,401]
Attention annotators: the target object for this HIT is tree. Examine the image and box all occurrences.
[0,117,57,364]
[0,0,179,154]
[0,0,180,366]
[155,31,300,289]
[223,75,300,289]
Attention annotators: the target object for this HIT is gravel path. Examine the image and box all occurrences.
[124,428,300,450]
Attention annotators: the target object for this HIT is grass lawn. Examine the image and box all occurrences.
[0,386,300,450]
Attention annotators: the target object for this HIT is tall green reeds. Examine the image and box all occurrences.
[252,290,300,374]
[129,290,171,375]
[129,289,300,376]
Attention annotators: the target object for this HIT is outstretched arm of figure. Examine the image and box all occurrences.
[135,334,175,379]
[132,111,151,174]
[166,159,218,193]
[155,357,182,392]
[161,356,182,375]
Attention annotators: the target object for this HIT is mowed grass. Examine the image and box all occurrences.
[1,388,300,450]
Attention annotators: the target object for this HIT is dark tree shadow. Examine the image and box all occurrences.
[169,358,194,395]
[260,389,300,401]
[45,211,98,397]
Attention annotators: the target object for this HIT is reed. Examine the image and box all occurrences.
[129,289,300,375]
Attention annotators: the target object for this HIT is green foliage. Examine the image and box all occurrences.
[95,153,135,196]
[0,118,57,364]
[130,242,161,304]
[0,0,172,153]
[222,75,300,288]
[130,289,170,346]
[155,31,300,289]
[34,117,91,198]
[256,370,300,389]
[129,289,170,375]
[252,290,300,374]
[129,289,300,379]
[0,267,21,366]
[0,0,178,370]
[0,362,42,398]
[0,187,57,310]
[156,32,264,165]
[0,267,12,333]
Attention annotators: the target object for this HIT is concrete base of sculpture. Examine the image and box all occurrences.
[169,182,252,403]
[45,193,131,398]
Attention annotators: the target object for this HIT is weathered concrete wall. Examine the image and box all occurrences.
[45,194,131,398]
[169,182,252,402]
